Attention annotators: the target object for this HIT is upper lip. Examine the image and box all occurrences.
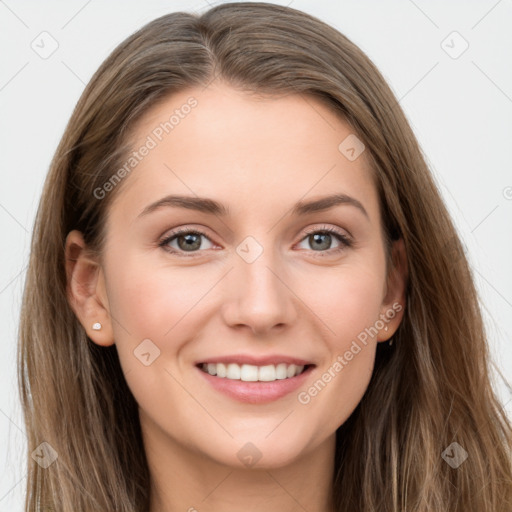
[196,354,315,367]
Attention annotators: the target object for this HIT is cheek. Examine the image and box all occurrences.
[308,261,385,344]
[103,257,210,416]
[105,253,211,341]
[294,261,384,428]
[297,267,382,437]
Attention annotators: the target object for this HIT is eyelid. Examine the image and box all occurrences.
[301,224,352,242]
[158,224,353,256]
[297,225,353,255]
[158,226,216,256]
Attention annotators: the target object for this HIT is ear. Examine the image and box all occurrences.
[377,237,408,342]
[64,230,115,346]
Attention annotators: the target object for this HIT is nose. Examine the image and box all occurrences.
[220,245,298,337]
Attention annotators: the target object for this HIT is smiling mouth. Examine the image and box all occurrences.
[197,362,313,382]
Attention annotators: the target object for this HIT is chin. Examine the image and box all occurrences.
[201,434,313,470]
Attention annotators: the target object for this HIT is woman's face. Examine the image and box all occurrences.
[67,81,406,469]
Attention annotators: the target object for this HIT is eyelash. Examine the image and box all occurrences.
[158,225,353,258]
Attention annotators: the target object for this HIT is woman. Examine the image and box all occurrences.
[17,2,512,511]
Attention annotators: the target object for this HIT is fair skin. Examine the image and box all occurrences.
[65,81,407,512]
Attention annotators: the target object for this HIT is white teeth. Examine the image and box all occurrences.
[258,365,276,381]
[275,363,288,379]
[226,363,240,379]
[240,364,258,381]
[216,363,227,378]
[200,362,307,382]
[287,364,297,378]
[293,365,304,377]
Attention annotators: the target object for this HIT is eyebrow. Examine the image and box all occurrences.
[137,193,369,220]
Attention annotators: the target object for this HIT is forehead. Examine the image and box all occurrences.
[107,82,379,226]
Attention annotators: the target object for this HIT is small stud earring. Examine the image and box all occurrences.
[92,322,102,331]
[384,324,389,332]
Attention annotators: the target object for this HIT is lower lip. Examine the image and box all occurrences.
[196,365,315,404]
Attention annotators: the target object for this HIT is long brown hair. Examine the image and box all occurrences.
[18,2,512,510]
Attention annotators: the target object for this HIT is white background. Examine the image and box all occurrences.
[1,0,511,509]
